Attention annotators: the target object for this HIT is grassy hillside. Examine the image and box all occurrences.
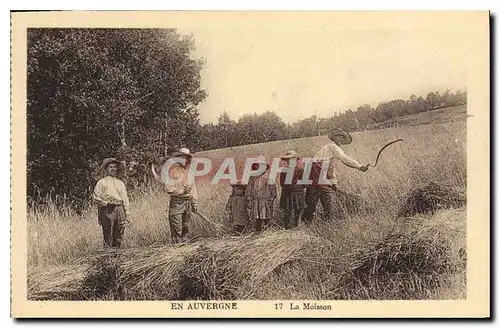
[27,119,467,300]
[371,105,467,129]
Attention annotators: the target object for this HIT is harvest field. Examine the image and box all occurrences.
[27,118,467,301]
[373,104,467,129]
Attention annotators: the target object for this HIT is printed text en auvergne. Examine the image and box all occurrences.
[171,302,238,310]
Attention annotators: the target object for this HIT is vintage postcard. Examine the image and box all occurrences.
[10,11,490,318]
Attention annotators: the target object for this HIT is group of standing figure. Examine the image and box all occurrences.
[92,128,368,248]
[225,128,368,235]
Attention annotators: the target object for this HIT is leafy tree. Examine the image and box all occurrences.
[27,28,207,207]
[216,111,237,148]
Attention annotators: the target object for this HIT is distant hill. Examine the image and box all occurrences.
[368,105,467,130]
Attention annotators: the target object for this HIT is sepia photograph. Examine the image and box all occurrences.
[10,11,490,318]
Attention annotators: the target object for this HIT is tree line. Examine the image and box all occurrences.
[27,28,466,209]
[198,89,466,149]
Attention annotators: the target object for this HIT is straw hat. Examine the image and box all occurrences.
[102,158,123,170]
[171,147,192,158]
[280,150,299,160]
[249,155,270,172]
[101,158,125,176]
[328,128,352,145]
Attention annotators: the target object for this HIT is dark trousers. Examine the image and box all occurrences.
[282,209,302,229]
[98,204,126,248]
[302,186,337,223]
[169,198,192,244]
[255,219,270,232]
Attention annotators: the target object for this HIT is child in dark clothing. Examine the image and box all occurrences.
[225,180,250,235]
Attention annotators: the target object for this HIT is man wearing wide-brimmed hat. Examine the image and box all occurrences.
[278,150,306,229]
[303,128,368,223]
[162,147,198,244]
[93,158,131,248]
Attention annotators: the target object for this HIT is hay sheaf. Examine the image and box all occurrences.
[180,230,323,300]
[28,231,324,300]
[28,245,200,300]
[78,245,200,300]
[28,264,90,300]
[27,208,466,301]
[334,208,466,300]
[397,182,466,217]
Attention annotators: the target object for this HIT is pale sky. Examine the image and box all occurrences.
[180,19,468,124]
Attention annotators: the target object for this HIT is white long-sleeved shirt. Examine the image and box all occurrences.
[313,142,363,185]
[92,176,130,215]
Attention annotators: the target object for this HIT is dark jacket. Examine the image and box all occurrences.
[279,165,306,210]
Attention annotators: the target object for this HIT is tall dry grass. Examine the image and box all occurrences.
[28,208,466,301]
[27,120,467,300]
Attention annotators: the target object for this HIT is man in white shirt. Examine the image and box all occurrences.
[93,158,130,248]
[302,128,368,223]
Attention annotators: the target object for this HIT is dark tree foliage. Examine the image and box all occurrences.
[27,28,207,207]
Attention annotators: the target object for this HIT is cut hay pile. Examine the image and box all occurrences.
[28,264,89,300]
[397,182,466,217]
[79,245,199,300]
[334,208,466,300]
[180,230,322,300]
[28,230,324,301]
[27,207,467,301]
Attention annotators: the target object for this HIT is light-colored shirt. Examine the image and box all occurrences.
[92,176,130,215]
[313,142,363,185]
[163,163,198,202]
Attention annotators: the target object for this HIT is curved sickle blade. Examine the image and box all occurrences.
[368,138,404,168]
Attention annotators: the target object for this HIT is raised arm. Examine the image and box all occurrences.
[329,143,363,169]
